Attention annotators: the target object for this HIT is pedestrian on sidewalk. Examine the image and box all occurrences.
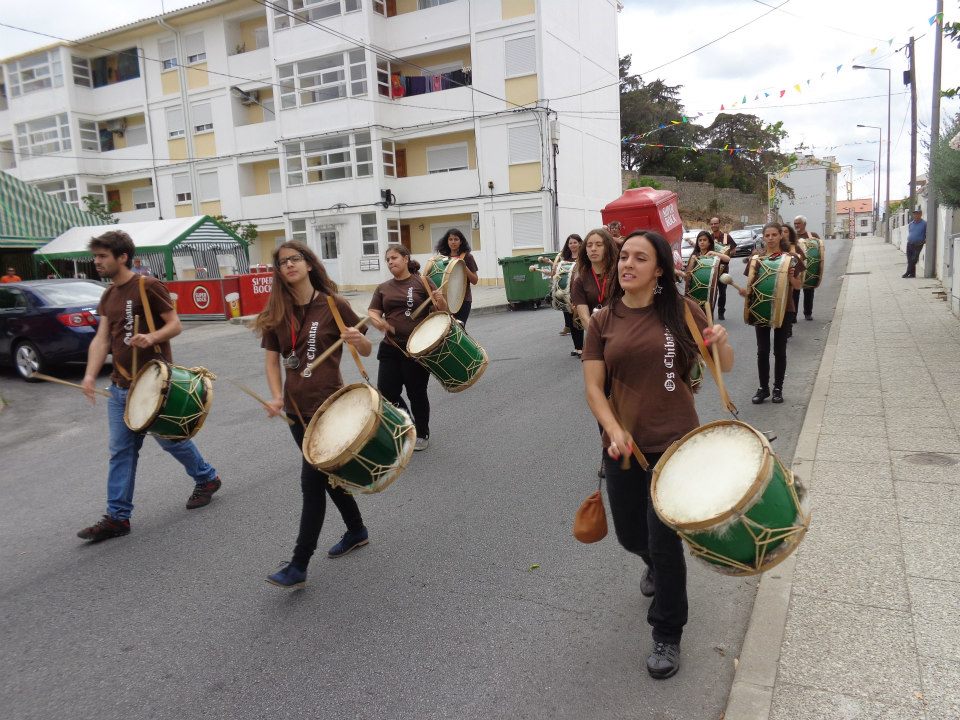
[435,229,478,326]
[368,244,445,452]
[77,231,222,543]
[582,229,734,679]
[255,240,373,589]
[793,215,819,319]
[709,217,737,320]
[741,223,804,404]
[903,208,926,278]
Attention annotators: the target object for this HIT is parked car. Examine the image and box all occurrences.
[680,229,706,263]
[729,229,757,257]
[0,279,107,381]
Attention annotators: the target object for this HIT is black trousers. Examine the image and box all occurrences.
[604,451,687,644]
[454,300,472,327]
[377,341,431,439]
[287,416,364,570]
[906,242,923,276]
[562,311,584,350]
[716,278,728,314]
[755,325,789,390]
[791,288,816,317]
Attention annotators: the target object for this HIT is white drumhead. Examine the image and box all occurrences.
[655,424,764,524]
[126,362,167,430]
[307,386,377,465]
[443,260,467,314]
[407,313,451,355]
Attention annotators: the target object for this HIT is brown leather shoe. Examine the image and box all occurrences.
[77,515,130,542]
[186,477,221,509]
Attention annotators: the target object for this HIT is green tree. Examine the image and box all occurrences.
[931,114,960,207]
[81,195,118,224]
[695,114,792,196]
[943,9,959,98]
[212,215,258,245]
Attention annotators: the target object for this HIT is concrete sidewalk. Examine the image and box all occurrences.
[726,236,960,719]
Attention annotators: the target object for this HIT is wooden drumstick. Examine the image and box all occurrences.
[410,275,449,321]
[31,372,111,398]
[719,273,746,294]
[327,295,367,381]
[300,316,370,376]
[224,378,294,425]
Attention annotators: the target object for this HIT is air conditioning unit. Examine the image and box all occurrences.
[107,119,127,136]
[240,90,260,106]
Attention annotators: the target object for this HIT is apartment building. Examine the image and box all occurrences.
[775,155,839,240]
[835,198,875,237]
[0,0,621,289]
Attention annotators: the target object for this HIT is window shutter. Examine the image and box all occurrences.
[198,171,219,201]
[173,174,191,195]
[508,125,540,164]
[191,102,213,127]
[505,35,535,77]
[426,144,468,173]
[165,107,184,136]
[512,210,542,247]
[158,39,177,66]
[183,32,205,59]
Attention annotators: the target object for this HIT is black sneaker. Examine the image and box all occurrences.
[186,476,221,509]
[804,314,813,321]
[717,311,725,320]
[646,641,681,679]
[77,515,130,542]
[772,388,784,403]
[751,388,770,404]
[640,566,655,598]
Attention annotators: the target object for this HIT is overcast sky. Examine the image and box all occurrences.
[0,0,957,205]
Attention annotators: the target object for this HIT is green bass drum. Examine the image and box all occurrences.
[124,359,214,440]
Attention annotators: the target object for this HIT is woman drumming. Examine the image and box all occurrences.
[582,230,733,679]
[435,229,479,326]
[256,240,373,589]
[740,223,804,404]
[683,230,730,306]
[570,227,619,334]
[368,244,446,452]
[551,233,583,356]
[780,222,806,335]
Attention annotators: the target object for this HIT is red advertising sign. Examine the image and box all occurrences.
[167,279,228,319]
[232,273,274,317]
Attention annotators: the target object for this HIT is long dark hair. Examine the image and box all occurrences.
[385,243,420,274]
[759,222,789,255]
[436,228,471,256]
[780,223,798,251]
[612,230,700,385]
[692,230,712,257]
[253,240,338,335]
[561,233,582,262]
[576,227,618,280]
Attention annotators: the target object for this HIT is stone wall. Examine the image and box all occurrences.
[621,170,767,229]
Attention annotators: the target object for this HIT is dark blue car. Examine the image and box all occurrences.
[0,280,106,381]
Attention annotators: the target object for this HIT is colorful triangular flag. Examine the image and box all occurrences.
[779,89,786,97]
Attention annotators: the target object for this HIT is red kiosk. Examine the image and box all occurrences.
[601,187,684,270]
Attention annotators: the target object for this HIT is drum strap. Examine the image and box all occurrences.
[138,276,160,355]
[683,303,739,417]
[326,294,370,383]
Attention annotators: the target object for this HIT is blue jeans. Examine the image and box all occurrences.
[107,384,217,520]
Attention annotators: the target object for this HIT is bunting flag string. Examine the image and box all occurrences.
[620,113,704,144]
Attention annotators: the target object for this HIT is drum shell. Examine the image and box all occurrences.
[799,237,824,289]
[423,256,467,314]
[744,255,791,328]
[406,312,488,393]
[550,261,576,312]
[124,360,212,440]
[687,256,719,311]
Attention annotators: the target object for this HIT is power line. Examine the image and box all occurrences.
[748,0,885,41]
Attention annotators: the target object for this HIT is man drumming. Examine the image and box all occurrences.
[709,217,737,320]
[792,215,819,320]
[78,231,222,542]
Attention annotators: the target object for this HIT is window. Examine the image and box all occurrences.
[859,218,869,227]
[508,124,540,164]
[418,0,457,8]
[512,209,542,248]
[7,51,63,97]
[360,212,379,256]
[273,0,361,30]
[86,183,106,204]
[72,56,92,87]
[290,218,307,244]
[15,114,71,156]
[173,174,192,203]
[277,49,366,109]
[192,102,213,133]
[35,178,79,205]
[382,140,396,177]
[253,26,270,50]
[166,107,185,138]
[159,39,177,70]
[267,168,282,194]
[184,32,206,64]
[86,49,140,87]
[426,143,468,174]
[505,35,536,78]
[198,171,219,202]
[387,219,400,245]
[132,185,156,209]
[79,120,101,151]
[284,132,372,186]
[125,123,147,146]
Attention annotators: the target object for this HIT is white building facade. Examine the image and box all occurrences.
[774,155,839,240]
[0,0,621,289]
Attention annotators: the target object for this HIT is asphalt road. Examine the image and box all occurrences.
[0,237,850,720]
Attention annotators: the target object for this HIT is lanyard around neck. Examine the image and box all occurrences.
[289,290,317,350]
[591,268,608,305]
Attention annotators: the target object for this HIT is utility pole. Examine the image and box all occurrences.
[924,0,943,279]
[908,36,918,213]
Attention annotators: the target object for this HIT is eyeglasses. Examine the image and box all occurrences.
[277,254,305,267]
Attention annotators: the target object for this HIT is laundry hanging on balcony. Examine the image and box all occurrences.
[389,69,472,99]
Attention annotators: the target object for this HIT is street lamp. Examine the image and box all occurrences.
[856,123,882,227]
[857,158,878,231]
[853,66,891,242]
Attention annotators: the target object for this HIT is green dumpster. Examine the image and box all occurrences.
[497,253,553,308]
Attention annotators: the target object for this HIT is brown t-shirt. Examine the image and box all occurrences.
[448,252,479,302]
[570,267,615,312]
[582,297,708,453]
[744,252,806,313]
[713,231,737,270]
[98,275,174,388]
[260,294,367,418]
[369,274,437,344]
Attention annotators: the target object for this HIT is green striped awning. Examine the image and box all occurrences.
[0,170,102,248]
